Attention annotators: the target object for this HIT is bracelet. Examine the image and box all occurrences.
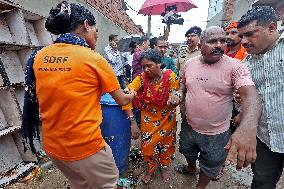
[172,91,181,97]
[127,115,136,122]
[123,88,130,94]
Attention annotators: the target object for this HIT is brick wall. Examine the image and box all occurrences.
[223,0,235,23]
[86,0,141,35]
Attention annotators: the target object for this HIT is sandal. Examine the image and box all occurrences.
[175,164,199,175]
[160,167,170,182]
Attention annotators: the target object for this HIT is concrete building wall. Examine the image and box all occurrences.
[207,0,225,27]
[0,0,141,186]
[207,11,224,27]
[207,0,283,29]
[5,0,136,53]
[231,0,252,21]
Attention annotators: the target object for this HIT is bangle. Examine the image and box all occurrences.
[127,115,136,122]
[172,91,181,97]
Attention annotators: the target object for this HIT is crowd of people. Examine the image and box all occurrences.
[21,1,283,189]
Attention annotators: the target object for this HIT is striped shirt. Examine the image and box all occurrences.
[244,39,284,153]
[103,45,124,76]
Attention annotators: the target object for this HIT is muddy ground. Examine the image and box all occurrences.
[5,116,284,189]
[5,151,284,189]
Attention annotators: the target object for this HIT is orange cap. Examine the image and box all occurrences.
[224,22,238,31]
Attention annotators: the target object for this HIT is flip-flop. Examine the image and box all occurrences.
[175,164,199,175]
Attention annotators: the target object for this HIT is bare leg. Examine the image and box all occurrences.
[196,171,211,189]
[160,166,170,182]
[187,160,198,173]
[142,167,156,183]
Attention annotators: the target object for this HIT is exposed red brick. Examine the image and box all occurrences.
[86,0,141,34]
[223,0,235,23]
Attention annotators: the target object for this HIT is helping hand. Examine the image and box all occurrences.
[167,94,180,107]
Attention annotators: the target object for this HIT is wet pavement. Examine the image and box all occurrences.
[5,115,284,189]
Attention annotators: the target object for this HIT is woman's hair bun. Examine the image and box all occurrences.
[45,1,72,35]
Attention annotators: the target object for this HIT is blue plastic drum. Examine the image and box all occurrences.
[100,93,131,175]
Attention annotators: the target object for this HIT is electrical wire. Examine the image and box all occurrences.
[124,1,139,13]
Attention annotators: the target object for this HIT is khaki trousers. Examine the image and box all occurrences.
[49,144,119,189]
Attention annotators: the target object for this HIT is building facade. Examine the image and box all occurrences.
[0,0,141,186]
[207,0,284,34]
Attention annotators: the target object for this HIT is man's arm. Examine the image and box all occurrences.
[225,85,262,170]
[109,88,135,106]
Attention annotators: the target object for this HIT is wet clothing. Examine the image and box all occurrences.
[103,44,125,76]
[161,56,178,75]
[179,121,230,177]
[225,45,248,61]
[128,70,179,172]
[225,45,248,132]
[245,39,284,153]
[181,55,254,135]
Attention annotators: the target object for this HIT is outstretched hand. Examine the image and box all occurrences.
[167,94,180,107]
[124,88,136,99]
[225,127,257,170]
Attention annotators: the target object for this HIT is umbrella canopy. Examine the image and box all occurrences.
[139,0,197,15]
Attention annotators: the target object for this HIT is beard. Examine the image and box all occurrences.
[226,39,240,47]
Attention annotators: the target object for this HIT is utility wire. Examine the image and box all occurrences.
[124,1,139,13]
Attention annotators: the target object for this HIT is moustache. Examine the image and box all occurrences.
[211,48,224,55]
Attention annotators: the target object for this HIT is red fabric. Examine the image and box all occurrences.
[133,70,172,108]
[226,51,238,58]
[225,45,248,61]
[224,22,238,31]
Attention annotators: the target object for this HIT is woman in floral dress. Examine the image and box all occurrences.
[126,49,180,183]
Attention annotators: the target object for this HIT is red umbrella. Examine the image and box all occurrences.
[139,0,197,15]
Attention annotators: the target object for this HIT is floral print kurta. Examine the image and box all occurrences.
[128,70,179,171]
